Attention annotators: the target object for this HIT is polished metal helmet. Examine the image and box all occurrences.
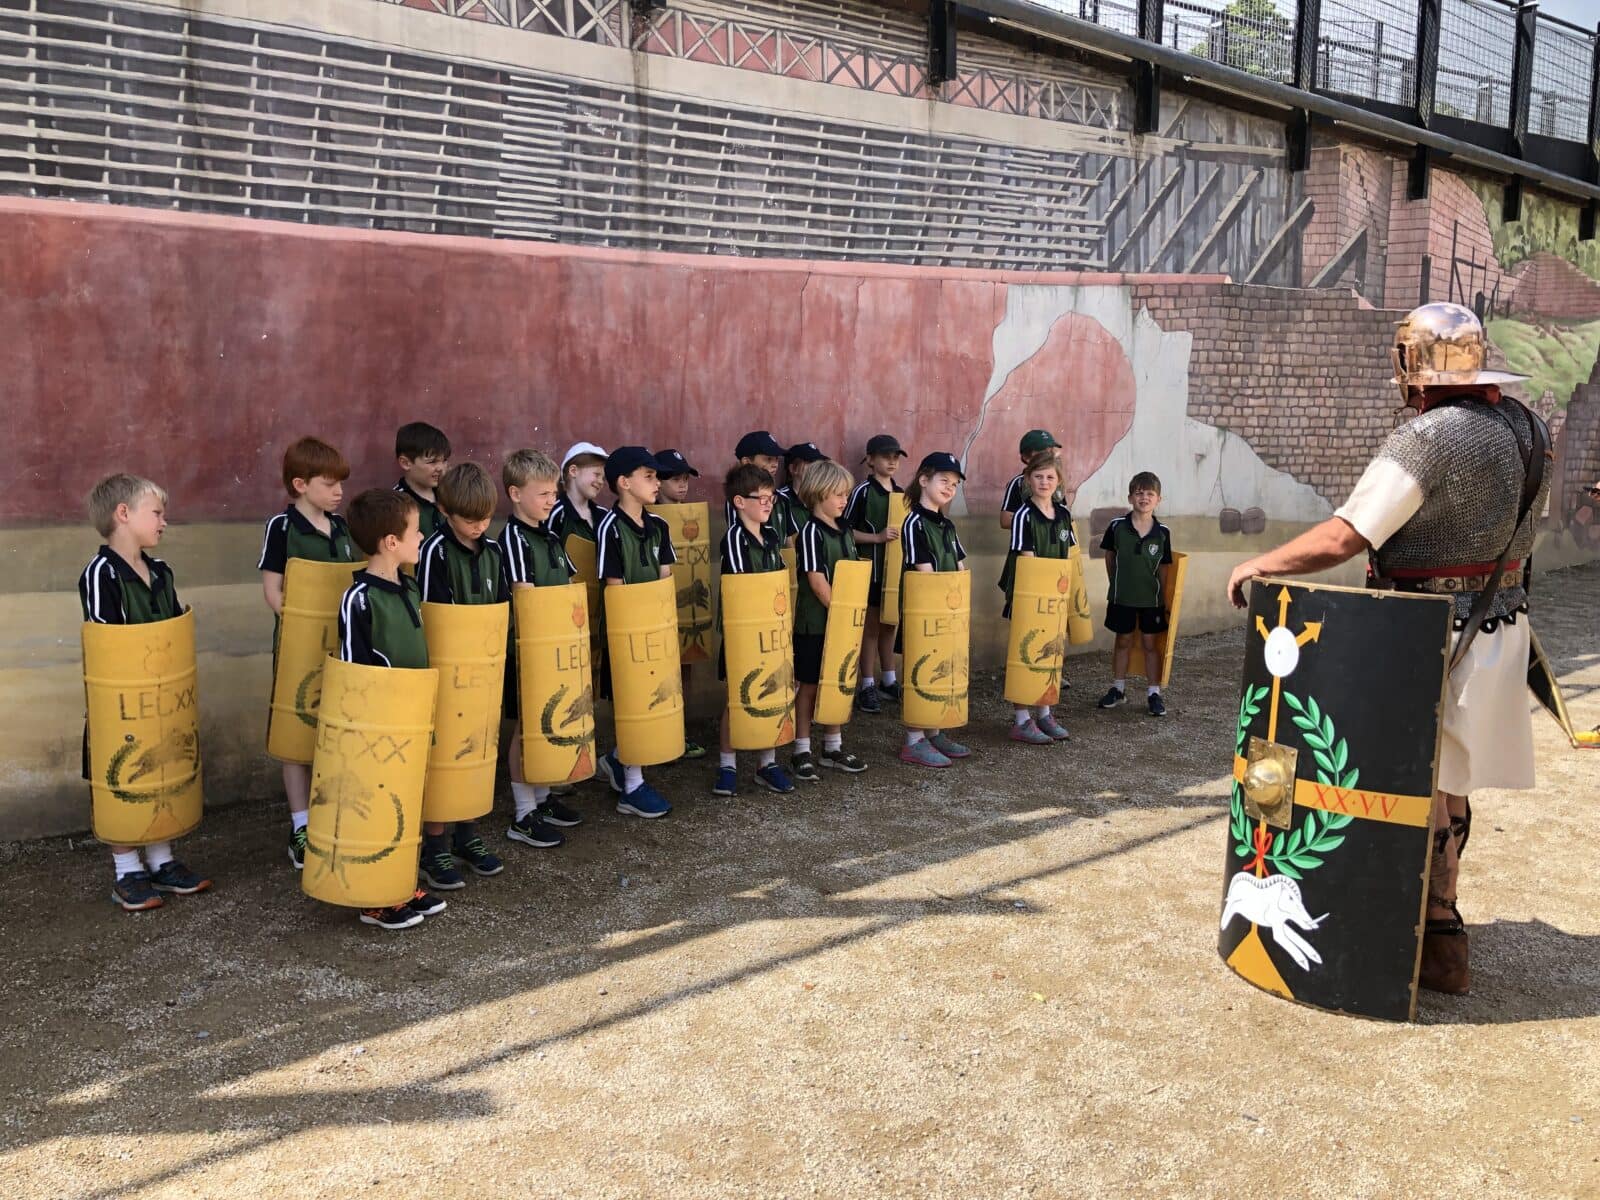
[1390,302,1525,403]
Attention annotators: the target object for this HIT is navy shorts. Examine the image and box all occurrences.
[1105,603,1167,635]
[793,633,825,686]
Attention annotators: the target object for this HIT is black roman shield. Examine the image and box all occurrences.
[1218,578,1453,1022]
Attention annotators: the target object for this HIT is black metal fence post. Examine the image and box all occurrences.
[1287,0,1322,172]
[1409,0,1443,200]
[1508,1,1536,160]
[1134,0,1165,134]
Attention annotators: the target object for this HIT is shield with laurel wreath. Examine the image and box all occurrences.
[1219,577,1453,1021]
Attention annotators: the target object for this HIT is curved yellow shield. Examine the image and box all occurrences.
[515,581,597,785]
[1066,545,1095,646]
[421,602,508,823]
[721,571,795,750]
[779,545,799,619]
[82,608,203,846]
[814,558,871,726]
[1003,556,1073,706]
[647,502,714,664]
[303,657,437,909]
[565,535,604,683]
[267,558,364,764]
[880,493,910,625]
[605,576,685,766]
[901,570,970,730]
[1129,550,1188,687]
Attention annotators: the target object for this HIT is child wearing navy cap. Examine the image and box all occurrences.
[898,452,971,769]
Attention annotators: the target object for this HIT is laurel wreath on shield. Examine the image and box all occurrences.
[1228,685,1357,880]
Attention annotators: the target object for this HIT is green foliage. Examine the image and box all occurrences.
[1487,318,1600,409]
[1281,691,1359,789]
[1265,807,1353,880]
[1189,0,1291,78]
[1468,176,1600,283]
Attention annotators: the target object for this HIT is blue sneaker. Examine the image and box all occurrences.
[451,827,504,877]
[599,749,626,794]
[753,762,795,794]
[111,870,163,912]
[712,766,738,797]
[617,782,671,819]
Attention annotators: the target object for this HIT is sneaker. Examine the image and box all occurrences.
[791,750,821,783]
[617,782,672,819]
[507,812,565,848]
[1009,719,1054,745]
[599,749,626,794]
[879,680,902,703]
[419,842,467,890]
[406,887,447,916]
[288,826,307,870]
[898,739,953,769]
[547,785,574,797]
[819,748,867,773]
[1036,713,1071,741]
[1147,691,1167,718]
[929,732,970,759]
[537,796,583,827]
[111,871,163,912]
[149,860,212,895]
[1097,687,1126,709]
[855,683,882,714]
[452,828,504,877]
[360,904,423,930]
[712,766,738,797]
[680,739,707,761]
[754,762,796,794]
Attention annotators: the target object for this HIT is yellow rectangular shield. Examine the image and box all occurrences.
[900,570,970,730]
[721,570,796,750]
[1003,556,1073,706]
[1128,550,1188,687]
[880,493,909,625]
[420,601,508,823]
[515,581,598,785]
[267,557,364,764]
[647,502,714,664]
[605,576,686,766]
[814,559,871,726]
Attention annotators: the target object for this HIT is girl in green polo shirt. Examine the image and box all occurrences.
[999,450,1075,745]
[898,452,971,770]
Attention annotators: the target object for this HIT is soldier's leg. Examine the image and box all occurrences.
[1445,790,1471,857]
[1427,790,1460,920]
[1421,788,1469,994]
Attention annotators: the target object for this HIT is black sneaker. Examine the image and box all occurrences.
[1147,691,1167,718]
[288,826,307,871]
[507,812,565,849]
[149,860,212,895]
[855,683,882,714]
[452,827,504,877]
[792,750,821,783]
[879,680,902,703]
[111,870,163,912]
[1097,686,1126,709]
[419,841,466,890]
[406,888,447,916]
[820,748,868,773]
[361,904,423,930]
[537,796,583,828]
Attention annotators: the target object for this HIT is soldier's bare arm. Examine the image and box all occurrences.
[1226,518,1369,608]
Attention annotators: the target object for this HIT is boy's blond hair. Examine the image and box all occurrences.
[797,459,853,511]
[88,474,166,538]
[437,462,497,522]
[503,449,560,492]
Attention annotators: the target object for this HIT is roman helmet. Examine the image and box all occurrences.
[1390,302,1526,406]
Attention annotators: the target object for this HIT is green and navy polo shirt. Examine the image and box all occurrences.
[257,505,357,571]
[338,571,429,669]
[796,516,859,637]
[80,547,182,625]
[1099,513,1173,609]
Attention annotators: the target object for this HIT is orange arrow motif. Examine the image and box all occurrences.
[1296,621,1323,647]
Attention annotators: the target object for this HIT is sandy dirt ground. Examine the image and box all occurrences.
[3,566,1598,1200]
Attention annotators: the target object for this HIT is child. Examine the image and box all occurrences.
[725,431,792,545]
[998,429,1061,530]
[497,449,579,848]
[999,450,1075,744]
[793,459,868,780]
[338,488,446,930]
[846,434,907,713]
[551,441,610,547]
[415,461,508,886]
[777,442,826,545]
[898,452,971,769]
[80,475,212,911]
[258,436,357,871]
[393,421,451,538]
[713,464,796,797]
[595,447,676,818]
[1097,471,1173,718]
[654,448,708,761]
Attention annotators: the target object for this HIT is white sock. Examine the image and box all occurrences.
[1036,706,1053,720]
[719,751,737,769]
[291,810,309,832]
[1014,709,1032,725]
[1113,678,1126,691]
[905,730,926,746]
[534,785,551,804]
[624,765,644,792]
[758,749,776,767]
[511,781,539,821]
[823,732,842,752]
[794,737,811,754]
[882,670,897,686]
[861,675,876,689]
[144,841,173,870]
[112,850,143,878]
[1148,685,1161,696]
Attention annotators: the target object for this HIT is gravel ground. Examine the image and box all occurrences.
[3,565,1598,1200]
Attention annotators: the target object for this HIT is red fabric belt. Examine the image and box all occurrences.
[1384,560,1521,580]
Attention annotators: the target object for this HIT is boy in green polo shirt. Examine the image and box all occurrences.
[338,488,446,930]
[80,474,212,912]
[1097,471,1173,718]
[793,459,868,782]
[498,449,578,849]
[726,431,796,546]
[847,434,907,713]
[595,447,677,819]
[416,461,507,887]
[712,464,796,798]
[898,452,971,769]
[1000,450,1075,744]
[259,436,357,871]
[393,421,450,538]
[998,430,1062,529]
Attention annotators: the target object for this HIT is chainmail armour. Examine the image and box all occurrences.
[1372,397,1550,621]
